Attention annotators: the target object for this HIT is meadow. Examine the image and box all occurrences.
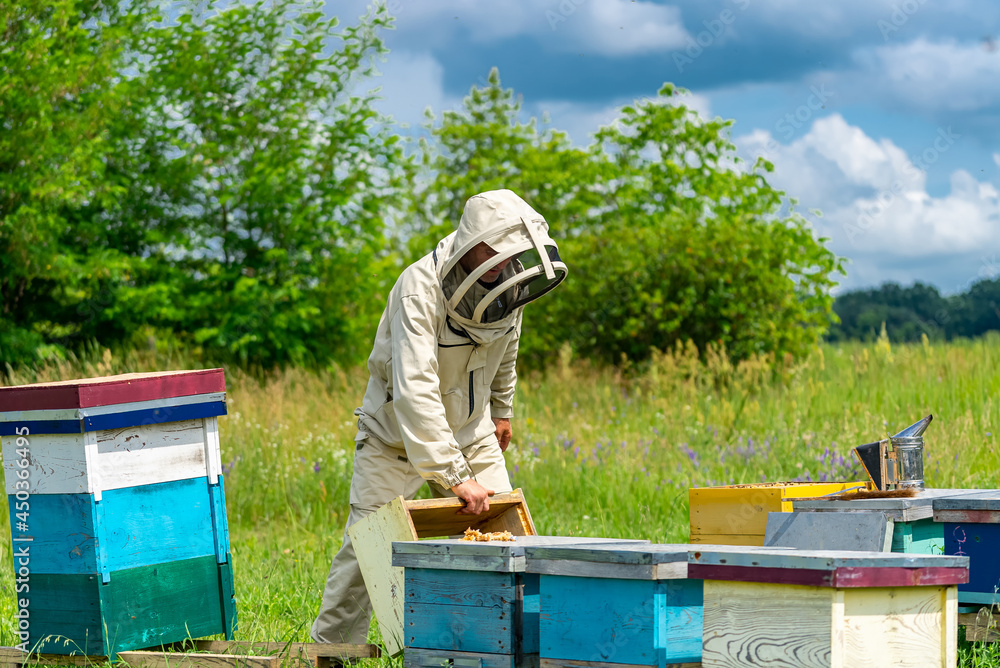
[1,334,999,666]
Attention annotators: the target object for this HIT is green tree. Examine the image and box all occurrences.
[108,0,408,366]
[539,84,844,365]
[419,77,843,366]
[409,67,597,258]
[0,0,156,366]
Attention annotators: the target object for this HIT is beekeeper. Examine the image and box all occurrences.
[311,189,568,644]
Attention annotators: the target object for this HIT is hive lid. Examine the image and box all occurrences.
[392,535,649,573]
[524,542,786,580]
[0,391,227,436]
[792,488,982,521]
[0,369,226,413]
[688,547,969,588]
[932,489,1000,512]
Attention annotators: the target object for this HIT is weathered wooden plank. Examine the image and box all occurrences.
[524,560,687,581]
[935,509,1000,524]
[0,369,226,411]
[687,532,765,546]
[405,568,515,607]
[3,418,219,496]
[793,488,982,522]
[394,537,649,574]
[348,496,416,657]
[103,556,228,655]
[209,477,231,564]
[524,543,685,567]
[933,489,1000,511]
[540,660,700,668]
[406,602,518,654]
[540,577,702,667]
[960,611,1000,642]
[702,580,834,668]
[117,652,277,668]
[84,401,226,433]
[219,558,238,638]
[687,546,967,570]
[403,647,531,668]
[405,491,535,539]
[690,563,967,588]
[0,647,108,667]
[96,418,216,491]
[122,651,276,668]
[23,556,230,656]
[0,392,226,426]
[3,431,91,495]
[187,641,380,660]
[763,511,893,551]
[841,585,954,668]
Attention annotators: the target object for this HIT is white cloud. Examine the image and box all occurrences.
[368,51,462,129]
[533,89,712,147]
[545,0,690,56]
[864,38,1000,113]
[737,115,1000,284]
[338,0,689,56]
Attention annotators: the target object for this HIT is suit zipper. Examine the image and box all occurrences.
[468,369,475,417]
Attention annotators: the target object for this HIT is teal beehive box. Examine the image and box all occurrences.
[524,543,703,668]
[0,370,236,657]
[392,536,649,668]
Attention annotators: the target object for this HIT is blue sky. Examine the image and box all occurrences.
[336,0,1000,294]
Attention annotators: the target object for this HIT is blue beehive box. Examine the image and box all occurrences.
[523,543,703,668]
[934,490,1000,606]
[0,370,235,656]
[392,536,649,668]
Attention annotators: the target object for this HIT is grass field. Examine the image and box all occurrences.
[1,335,999,665]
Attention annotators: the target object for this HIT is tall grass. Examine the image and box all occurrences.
[1,335,999,664]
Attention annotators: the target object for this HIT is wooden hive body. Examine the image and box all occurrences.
[934,490,1000,606]
[0,370,236,657]
[393,537,649,668]
[688,482,866,546]
[524,543,701,668]
[690,547,968,668]
[351,491,537,657]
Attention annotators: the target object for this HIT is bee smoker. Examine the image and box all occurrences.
[853,415,932,492]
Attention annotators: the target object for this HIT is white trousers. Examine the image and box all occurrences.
[310,432,512,643]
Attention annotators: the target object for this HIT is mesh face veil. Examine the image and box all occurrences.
[440,215,568,326]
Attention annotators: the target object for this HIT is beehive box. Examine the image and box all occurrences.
[524,543,703,668]
[352,491,537,657]
[392,536,649,668]
[793,488,983,557]
[0,370,235,656]
[688,482,866,546]
[690,547,968,668]
[934,490,1000,606]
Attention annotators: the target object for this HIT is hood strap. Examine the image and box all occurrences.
[446,316,472,340]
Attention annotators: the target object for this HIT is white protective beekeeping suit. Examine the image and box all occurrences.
[311,189,567,644]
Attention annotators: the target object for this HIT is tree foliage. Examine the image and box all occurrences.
[0,0,156,365]
[112,0,407,366]
[4,6,852,372]
[1,0,408,369]
[416,74,844,366]
[830,279,1000,342]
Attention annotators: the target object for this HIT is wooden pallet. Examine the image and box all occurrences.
[349,489,536,657]
[0,641,379,668]
[961,609,1000,643]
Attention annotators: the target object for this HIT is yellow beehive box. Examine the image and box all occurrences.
[689,481,866,545]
